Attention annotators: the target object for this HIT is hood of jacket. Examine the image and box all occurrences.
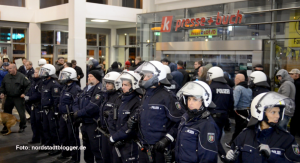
[169,63,177,72]
[276,69,294,84]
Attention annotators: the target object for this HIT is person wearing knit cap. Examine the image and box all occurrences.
[72,69,104,163]
[124,60,131,71]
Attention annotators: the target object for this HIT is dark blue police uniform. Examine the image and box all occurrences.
[99,90,122,163]
[26,77,44,143]
[58,82,82,161]
[108,91,141,163]
[232,125,300,163]
[165,79,179,95]
[73,82,103,163]
[251,86,270,98]
[136,85,185,163]
[41,78,61,146]
[175,112,220,163]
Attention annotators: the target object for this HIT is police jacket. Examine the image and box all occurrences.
[58,82,82,114]
[175,112,219,163]
[232,125,300,163]
[165,79,179,95]
[41,78,61,112]
[99,90,122,129]
[26,67,34,81]
[136,85,185,145]
[73,82,103,123]
[209,80,234,114]
[251,86,270,98]
[0,71,31,97]
[108,91,141,142]
[26,78,42,106]
[18,65,27,75]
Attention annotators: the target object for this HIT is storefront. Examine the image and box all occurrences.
[137,0,300,88]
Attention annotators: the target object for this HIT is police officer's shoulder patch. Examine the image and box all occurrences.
[292,144,300,155]
[54,88,59,93]
[95,94,101,100]
[175,102,182,110]
[207,133,215,143]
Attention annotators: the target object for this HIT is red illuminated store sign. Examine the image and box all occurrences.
[160,10,244,32]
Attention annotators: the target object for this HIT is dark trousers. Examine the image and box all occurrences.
[230,110,249,142]
[112,141,138,163]
[4,96,26,128]
[42,109,59,146]
[290,108,300,136]
[25,103,31,116]
[102,136,114,163]
[59,114,80,161]
[211,113,228,139]
[139,146,165,163]
[29,104,44,143]
[81,123,103,163]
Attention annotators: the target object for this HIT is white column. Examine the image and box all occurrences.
[142,0,156,13]
[68,0,87,88]
[110,28,117,67]
[27,0,41,68]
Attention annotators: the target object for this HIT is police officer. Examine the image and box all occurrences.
[25,67,44,144]
[175,81,219,163]
[54,67,82,163]
[226,92,300,163]
[87,59,104,84]
[2,55,9,63]
[108,71,142,163]
[249,71,270,98]
[163,65,179,95]
[206,67,234,133]
[98,71,122,163]
[127,61,185,163]
[72,70,104,163]
[0,64,31,134]
[38,59,47,67]
[39,64,62,155]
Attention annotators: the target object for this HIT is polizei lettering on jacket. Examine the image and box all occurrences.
[216,89,230,94]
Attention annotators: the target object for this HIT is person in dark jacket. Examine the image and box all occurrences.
[169,62,183,88]
[107,61,123,73]
[72,70,104,163]
[98,72,122,163]
[175,81,220,163]
[0,64,31,134]
[129,57,144,71]
[108,71,141,163]
[54,57,65,77]
[226,92,300,163]
[71,60,84,87]
[177,60,190,85]
[289,69,300,137]
[191,60,203,81]
[249,71,270,98]
[25,61,35,82]
[87,59,104,85]
[18,58,27,75]
[25,67,44,144]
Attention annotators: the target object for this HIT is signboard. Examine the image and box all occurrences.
[161,10,244,32]
[189,29,218,37]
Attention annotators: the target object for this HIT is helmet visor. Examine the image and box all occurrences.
[102,79,115,91]
[177,82,207,103]
[39,67,50,78]
[135,62,159,78]
[58,71,71,81]
[206,72,212,81]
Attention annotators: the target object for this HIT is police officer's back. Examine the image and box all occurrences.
[163,65,179,95]
[249,71,270,98]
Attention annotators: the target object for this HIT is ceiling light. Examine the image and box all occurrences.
[205,39,208,42]
[124,33,127,36]
[228,26,232,31]
[91,19,109,23]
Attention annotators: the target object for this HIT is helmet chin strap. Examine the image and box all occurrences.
[187,103,206,119]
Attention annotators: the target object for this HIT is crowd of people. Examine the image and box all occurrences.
[0,56,300,163]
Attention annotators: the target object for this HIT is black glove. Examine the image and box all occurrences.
[127,116,137,130]
[73,117,83,127]
[103,111,110,118]
[154,136,171,152]
[114,141,125,148]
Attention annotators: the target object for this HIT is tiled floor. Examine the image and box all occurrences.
[0,109,299,163]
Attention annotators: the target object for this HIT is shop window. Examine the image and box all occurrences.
[56,31,68,45]
[13,44,26,61]
[276,0,300,9]
[12,29,26,43]
[0,0,25,7]
[99,34,107,46]
[0,28,11,43]
[129,36,136,45]
[40,0,68,9]
[122,0,142,9]
[87,33,97,46]
[41,31,54,44]
[86,0,107,4]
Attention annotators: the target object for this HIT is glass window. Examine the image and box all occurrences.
[87,33,97,46]
[276,0,300,9]
[0,28,11,43]
[13,44,25,54]
[0,0,25,7]
[122,0,142,9]
[40,0,68,9]
[129,36,136,45]
[57,48,68,60]
[86,0,107,4]
[99,47,109,70]
[41,45,54,64]
[226,0,272,14]
[12,29,26,43]
[99,34,107,46]
[56,31,68,45]
[41,31,54,44]
[226,24,271,40]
